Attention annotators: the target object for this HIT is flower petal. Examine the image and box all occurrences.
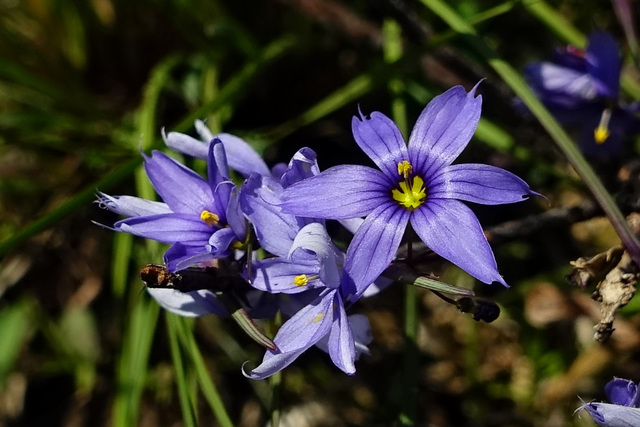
[144,150,214,214]
[97,193,172,217]
[115,213,214,244]
[351,110,409,178]
[164,243,214,272]
[240,174,300,258]
[146,288,227,317]
[605,378,640,407]
[327,294,356,374]
[343,203,410,301]
[251,258,322,294]
[289,223,343,288]
[411,199,507,286]
[195,120,271,177]
[431,163,541,205]
[280,147,320,188]
[577,401,640,427]
[587,32,621,99]
[525,62,598,106]
[163,131,209,159]
[281,165,390,219]
[244,290,335,380]
[408,84,482,177]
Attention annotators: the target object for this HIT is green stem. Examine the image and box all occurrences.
[420,0,640,266]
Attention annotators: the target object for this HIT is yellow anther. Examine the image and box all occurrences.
[391,176,427,210]
[594,108,612,144]
[200,210,220,226]
[312,314,324,323]
[397,160,413,179]
[294,274,308,287]
[594,126,610,144]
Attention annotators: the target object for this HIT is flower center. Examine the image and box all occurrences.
[200,210,220,226]
[392,161,427,210]
[593,108,612,144]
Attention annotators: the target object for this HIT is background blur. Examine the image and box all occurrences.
[1,0,639,426]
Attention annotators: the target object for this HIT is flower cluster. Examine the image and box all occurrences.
[525,31,640,156]
[577,377,640,426]
[97,84,538,379]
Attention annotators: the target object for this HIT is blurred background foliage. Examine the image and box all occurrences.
[1,0,640,425]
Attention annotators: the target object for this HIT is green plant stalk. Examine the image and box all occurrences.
[167,314,197,427]
[420,0,640,267]
[383,18,419,426]
[179,318,234,427]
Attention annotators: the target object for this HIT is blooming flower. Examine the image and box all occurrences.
[243,222,372,379]
[576,377,640,426]
[98,139,246,272]
[525,31,640,156]
[280,84,538,300]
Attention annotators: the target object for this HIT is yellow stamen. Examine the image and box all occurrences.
[200,210,220,226]
[594,108,612,144]
[294,274,308,287]
[312,314,324,323]
[397,160,413,179]
[392,175,427,210]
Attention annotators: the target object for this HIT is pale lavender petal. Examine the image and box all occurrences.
[240,175,299,258]
[408,84,483,176]
[343,203,410,301]
[338,217,364,235]
[251,258,322,294]
[207,139,232,221]
[144,150,214,214]
[281,165,390,219]
[244,290,335,380]
[327,296,356,374]
[525,62,598,106]
[411,199,507,286]
[431,164,541,205]
[163,131,208,159]
[146,288,227,317]
[352,111,408,178]
[97,193,171,217]
[289,223,343,289]
[115,214,214,244]
[577,401,640,427]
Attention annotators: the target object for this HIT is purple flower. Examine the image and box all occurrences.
[525,32,640,156]
[280,84,538,300]
[243,223,372,379]
[98,139,246,271]
[577,378,640,426]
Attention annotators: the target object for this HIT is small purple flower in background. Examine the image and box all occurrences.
[576,377,640,426]
[525,31,640,156]
[281,83,539,300]
[98,139,246,272]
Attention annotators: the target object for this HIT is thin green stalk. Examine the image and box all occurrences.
[177,316,234,427]
[166,314,197,427]
[420,0,640,267]
[383,18,419,426]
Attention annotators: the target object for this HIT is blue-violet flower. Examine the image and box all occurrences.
[281,83,539,300]
[577,377,640,426]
